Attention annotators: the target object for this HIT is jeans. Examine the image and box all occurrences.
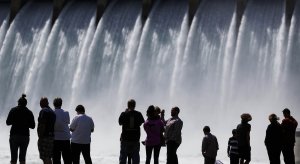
[119,141,140,164]
[230,154,239,164]
[53,140,72,164]
[204,156,216,164]
[146,145,161,164]
[166,140,180,164]
[9,135,29,163]
[71,142,92,164]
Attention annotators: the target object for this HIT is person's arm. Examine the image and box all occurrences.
[118,112,125,125]
[227,138,230,156]
[69,117,77,132]
[6,110,13,126]
[29,111,35,129]
[91,118,94,133]
[66,112,70,124]
[202,137,208,156]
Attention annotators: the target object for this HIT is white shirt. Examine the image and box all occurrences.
[70,114,94,144]
[54,108,71,140]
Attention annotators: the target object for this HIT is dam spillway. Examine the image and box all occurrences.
[0,0,299,163]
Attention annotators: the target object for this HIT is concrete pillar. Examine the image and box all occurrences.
[285,0,296,26]
[235,0,248,34]
[142,0,154,25]
[52,0,67,25]
[10,0,27,23]
[296,129,300,164]
[188,0,201,26]
[96,0,109,25]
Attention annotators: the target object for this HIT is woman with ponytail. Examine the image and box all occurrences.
[6,94,35,164]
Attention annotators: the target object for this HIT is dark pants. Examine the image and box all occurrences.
[166,140,180,164]
[71,142,92,164]
[266,147,281,164]
[230,154,239,164]
[53,140,72,164]
[119,141,140,164]
[282,145,295,164]
[9,135,29,162]
[146,145,161,164]
[204,156,216,164]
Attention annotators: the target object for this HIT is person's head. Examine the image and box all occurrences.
[241,113,252,123]
[232,129,237,137]
[154,106,161,116]
[171,106,180,117]
[282,108,291,118]
[147,105,155,119]
[75,105,85,114]
[40,97,49,108]
[203,126,210,134]
[18,94,27,107]
[127,99,136,110]
[53,97,62,109]
[269,113,279,123]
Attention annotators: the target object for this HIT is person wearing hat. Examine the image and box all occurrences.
[281,108,298,164]
[264,114,283,164]
[6,94,35,164]
[236,113,252,164]
[70,105,94,164]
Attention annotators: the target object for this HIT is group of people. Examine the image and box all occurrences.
[6,94,94,164]
[118,99,183,164]
[5,94,299,164]
[226,110,298,164]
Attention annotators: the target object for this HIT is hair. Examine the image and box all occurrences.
[154,106,161,114]
[269,113,279,122]
[232,129,237,135]
[53,97,62,108]
[40,97,49,108]
[18,94,27,107]
[203,126,210,133]
[172,106,180,113]
[283,108,290,115]
[127,99,136,109]
[147,105,155,119]
[75,105,85,113]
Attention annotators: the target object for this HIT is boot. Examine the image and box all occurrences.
[10,162,17,164]
[19,161,25,164]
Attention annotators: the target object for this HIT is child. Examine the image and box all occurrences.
[227,129,239,164]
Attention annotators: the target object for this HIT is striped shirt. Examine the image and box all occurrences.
[227,136,239,156]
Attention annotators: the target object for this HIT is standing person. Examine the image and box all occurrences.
[70,105,94,164]
[53,98,71,164]
[119,99,145,164]
[164,107,183,164]
[227,129,239,164]
[37,97,56,164]
[264,114,282,164]
[281,108,298,164]
[236,113,252,164]
[6,94,35,164]
[202,126,219,164]
[144,105,164,164]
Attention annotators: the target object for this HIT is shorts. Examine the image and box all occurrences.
[38,137,54,160]
[239,146,251,161]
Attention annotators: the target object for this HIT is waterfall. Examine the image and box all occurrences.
[0,4,9,51]
[0,0,299,162]
[131,0,188,106]
[0,2,52,114]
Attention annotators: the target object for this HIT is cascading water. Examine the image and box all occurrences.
[0,2,52,115]
[0,4,10,53]
[0,0,299,163]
